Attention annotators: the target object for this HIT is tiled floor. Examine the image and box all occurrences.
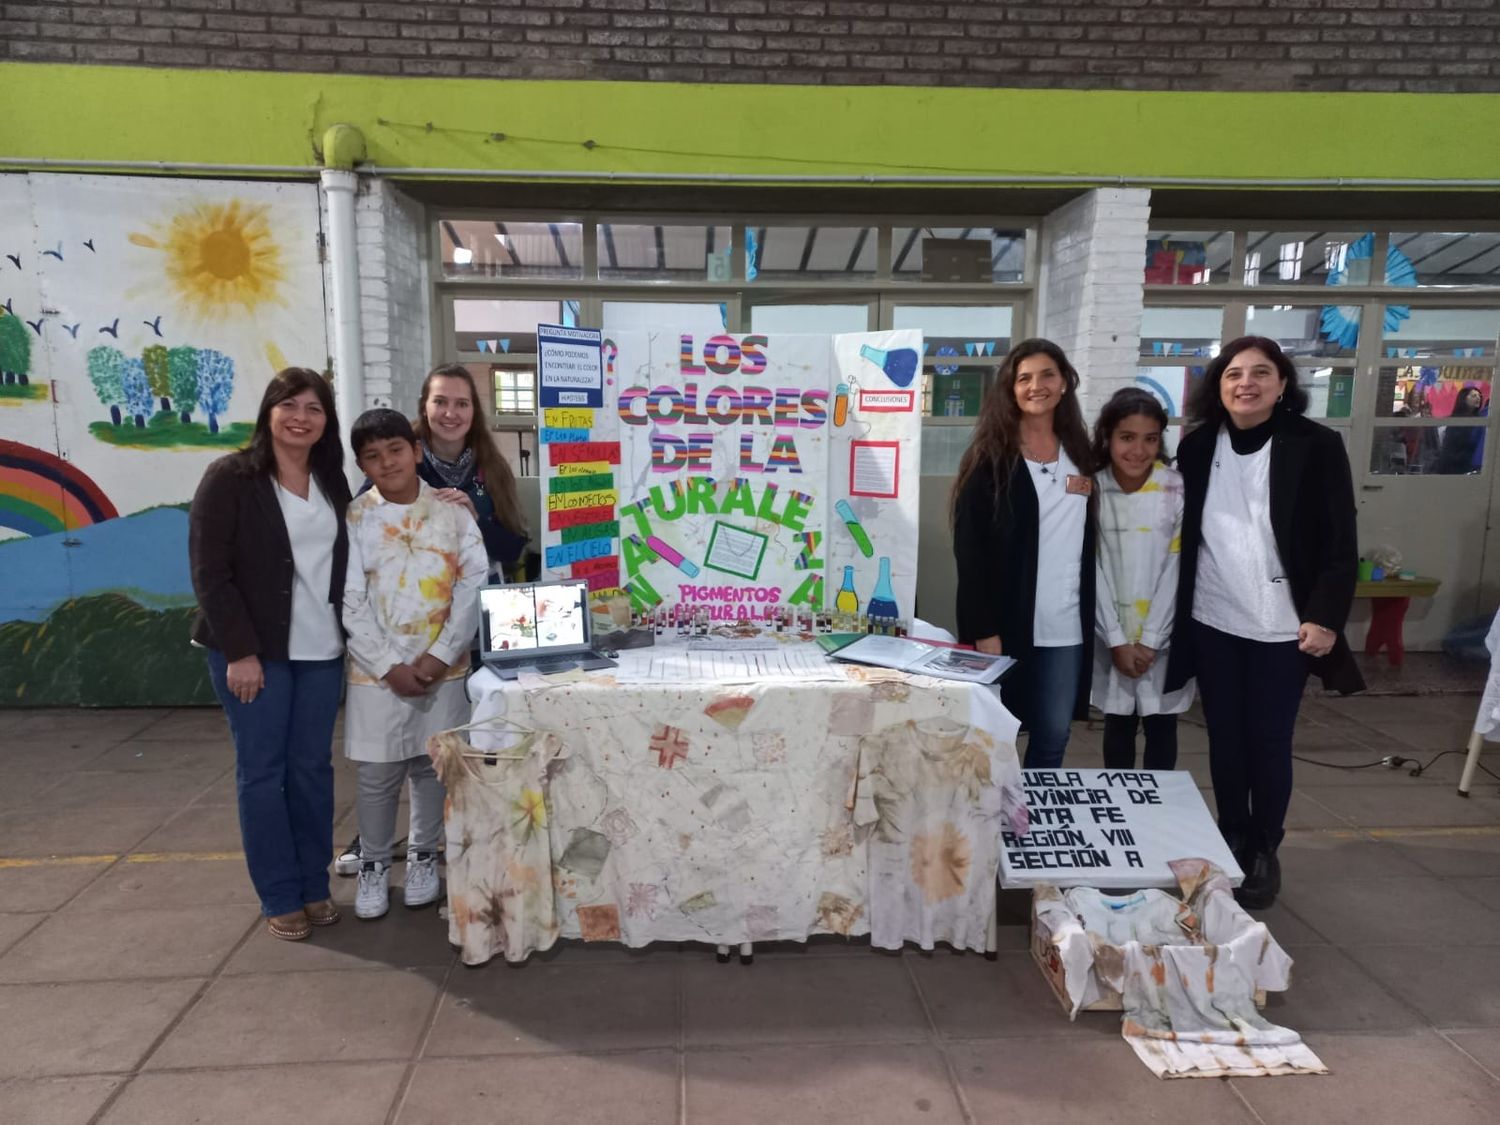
[0,680,1497,1124]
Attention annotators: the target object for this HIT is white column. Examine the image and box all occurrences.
[1037,188,1152,420]
[320,168,364,483]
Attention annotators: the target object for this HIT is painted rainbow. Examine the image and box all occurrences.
[0,439,119,536]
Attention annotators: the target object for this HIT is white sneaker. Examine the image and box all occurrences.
[334,835,361,877]
[404,852,441,909]
[355,861,390,920]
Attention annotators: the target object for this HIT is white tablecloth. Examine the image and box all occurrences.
[437,643,1026,964]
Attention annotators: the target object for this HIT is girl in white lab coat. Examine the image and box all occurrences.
[1090,389,1194,769]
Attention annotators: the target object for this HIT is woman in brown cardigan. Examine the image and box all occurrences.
[189,367,351,941]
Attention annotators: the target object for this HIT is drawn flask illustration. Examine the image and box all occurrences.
[858,343,919,389]
[866,556,899,619]
[835,566,860,615]
[833,382,850,426]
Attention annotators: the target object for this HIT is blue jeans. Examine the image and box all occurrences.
[1002,643,1084,770]
[1192,621,1307,852]
[207,650,343,917]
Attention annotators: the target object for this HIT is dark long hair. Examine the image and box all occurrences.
[1090,387,1172,470]
[949,338,1092,522]
[240,367,344,493]
[1452,384,1486,417]
[415,363,527,538]
[1187,335,1309,429]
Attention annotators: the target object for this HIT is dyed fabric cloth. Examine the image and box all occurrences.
[430,729,567,966]
[1092,462,1195,717]
[1473,610,1500,737]
[443,660,1026,964]
[342,482,488,763]
[1036,860,1325,1079]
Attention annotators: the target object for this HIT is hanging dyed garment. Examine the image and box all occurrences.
[429,727,567,965]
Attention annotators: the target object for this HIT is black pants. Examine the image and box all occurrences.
[1101,712,1179,771]
[1192,620,1308,853]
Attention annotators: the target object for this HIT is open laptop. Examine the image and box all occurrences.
[478,579,617,679]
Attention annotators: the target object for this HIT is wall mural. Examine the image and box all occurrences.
[0,174,328,707]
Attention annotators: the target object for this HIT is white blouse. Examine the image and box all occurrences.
[1027,448,1087,647]
[1191,427,1300,643]
[274,477,344,661]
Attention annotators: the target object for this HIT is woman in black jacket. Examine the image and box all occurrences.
[952,339,1097,769]
[189,367,351,941]
[1165,336,1363,910]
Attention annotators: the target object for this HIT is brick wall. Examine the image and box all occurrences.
[8,0,1499,93]
[345,178,431,412]
[1037,187,1151,418]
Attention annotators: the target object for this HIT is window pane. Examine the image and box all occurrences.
[1375,364,1494,420]
[1245,303,1358,358]
[440,220,583,280]
[1140,306,1222,359]
[598,224,733,282]
[1302,365,1358,419]
[749,304,870,334]
[602,301,728,337]
[1389,232,1500,288]
[1244,230,1371,288]
[891,228,1027,283]
[1382,307,1500,360]
[452,298,577,355]
[1144,231,1231,286]
[1370,420,1486,476]
[747,225,875,282]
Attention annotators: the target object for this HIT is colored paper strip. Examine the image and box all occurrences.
[548,441,622,466]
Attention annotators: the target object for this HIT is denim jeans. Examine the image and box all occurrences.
[207,650,343,917]
[1191,621,1308,853]
[1002,643,1084,770]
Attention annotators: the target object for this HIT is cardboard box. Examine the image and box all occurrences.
[1029,863,1282,1018]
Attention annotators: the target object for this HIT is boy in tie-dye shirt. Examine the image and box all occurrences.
[342,409,488,920]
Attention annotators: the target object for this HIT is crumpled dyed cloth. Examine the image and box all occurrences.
[1035,859,1327,1079]
[443,664,1025,963]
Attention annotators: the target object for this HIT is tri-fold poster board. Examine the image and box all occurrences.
[538,327,924,622]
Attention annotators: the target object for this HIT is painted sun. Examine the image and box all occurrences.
[130,200,287,318]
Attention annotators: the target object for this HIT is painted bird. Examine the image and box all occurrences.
[99,318,119,337]
[25,317,44,334]
[143,315,163,337]
[62,322,81,338]
[83,239,96,253]
[40,242,63,261]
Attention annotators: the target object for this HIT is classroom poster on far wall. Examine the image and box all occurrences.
[537,329,923,623]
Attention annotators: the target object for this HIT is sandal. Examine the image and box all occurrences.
[266,910,312,941]
[304,899,341,927]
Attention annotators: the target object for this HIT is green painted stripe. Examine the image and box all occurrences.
[4,63,1499,183]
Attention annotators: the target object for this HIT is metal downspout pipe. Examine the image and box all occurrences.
[319,126,368,484]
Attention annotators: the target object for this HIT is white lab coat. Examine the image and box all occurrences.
[1092,462,1195,717]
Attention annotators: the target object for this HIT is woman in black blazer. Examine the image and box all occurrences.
[952,339,1097,769]
[189,367,352,941]
[1165,336,1363,911]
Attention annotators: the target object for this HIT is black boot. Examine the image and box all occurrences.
[1217,822,1251,871]
[1234,848,1281,911]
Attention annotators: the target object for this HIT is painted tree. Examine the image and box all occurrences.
[121,357,152,428]
[86,345,127,425]
[143,344,171,413]
[196,349,234,435]
[168,345,199,424]
[0,312,30,386]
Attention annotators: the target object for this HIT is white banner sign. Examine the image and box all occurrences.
[998,769,1243,889]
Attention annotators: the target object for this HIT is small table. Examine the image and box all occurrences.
[1357,577,1441,667]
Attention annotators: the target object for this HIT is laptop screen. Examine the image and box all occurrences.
[479,580,592,660]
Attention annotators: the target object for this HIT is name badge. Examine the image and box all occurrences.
[1065,475,1092,496]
